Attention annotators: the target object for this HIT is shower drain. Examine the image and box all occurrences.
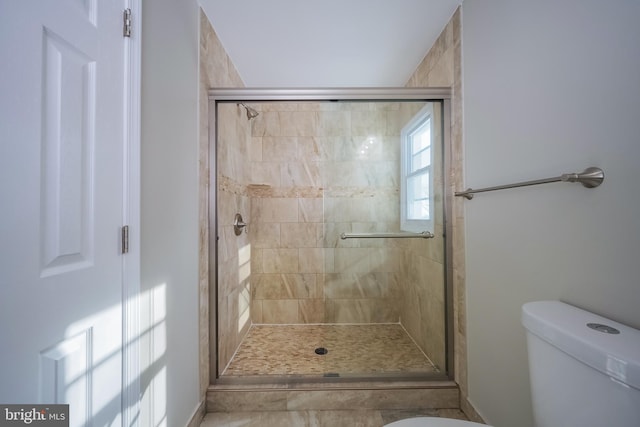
[314,347,328,355]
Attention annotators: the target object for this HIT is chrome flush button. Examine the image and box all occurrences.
[587,323,620,334]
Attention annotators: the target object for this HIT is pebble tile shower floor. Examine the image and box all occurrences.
[222,324,439,377]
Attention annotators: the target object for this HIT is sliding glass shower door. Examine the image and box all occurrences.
[213,93,449,381]
[318,101,446,377]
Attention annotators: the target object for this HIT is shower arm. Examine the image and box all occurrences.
[454,167,604,200]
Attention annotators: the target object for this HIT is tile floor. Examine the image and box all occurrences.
[201,408,470,427]
[222,324,439,377]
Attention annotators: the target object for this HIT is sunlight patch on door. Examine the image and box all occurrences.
[40,329,92,427]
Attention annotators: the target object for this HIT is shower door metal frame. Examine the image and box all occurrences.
[208,87,454,384]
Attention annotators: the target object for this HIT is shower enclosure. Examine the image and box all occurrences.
[209,88,453,383]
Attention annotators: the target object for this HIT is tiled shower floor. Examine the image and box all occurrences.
[221,324,439,377]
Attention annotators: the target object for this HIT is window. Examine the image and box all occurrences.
[401,104,433,233]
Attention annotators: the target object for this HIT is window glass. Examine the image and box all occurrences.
[401,104,433,233]
[407,172,430,220]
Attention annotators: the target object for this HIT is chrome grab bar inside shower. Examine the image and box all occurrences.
[340,231,434,240]
[454,167,604,200]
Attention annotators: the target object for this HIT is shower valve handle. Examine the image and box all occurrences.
[233,213,247,236]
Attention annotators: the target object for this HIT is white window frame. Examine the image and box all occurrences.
[400,104,434,233]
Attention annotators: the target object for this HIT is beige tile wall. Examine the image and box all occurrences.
[405,6,474,419]
[249,102,435,325]
[199,8,246,391]
[216,104,253,372]
[395,103,446,370]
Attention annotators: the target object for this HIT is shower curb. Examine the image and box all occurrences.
[206,380,459,412]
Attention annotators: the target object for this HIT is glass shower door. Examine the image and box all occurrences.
[214,97,448,381]
[318,101,446,378]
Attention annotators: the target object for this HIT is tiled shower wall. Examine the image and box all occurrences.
[247,101,445,371]
[247,102,325,323]
[199,8,247,388]
[249,102,416,325]
[216,103,253,371]
[405,7,473,415]
[396,104,446,370]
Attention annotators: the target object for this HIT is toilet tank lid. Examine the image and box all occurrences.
[522,300,640,390]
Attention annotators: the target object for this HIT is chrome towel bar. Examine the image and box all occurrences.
[340,231,434,240]
[455,167,604,200]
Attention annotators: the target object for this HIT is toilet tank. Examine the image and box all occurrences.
[522,301,640,427]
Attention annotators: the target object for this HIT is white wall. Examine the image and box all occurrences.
[462,1,640,426]
[141,0,201,426]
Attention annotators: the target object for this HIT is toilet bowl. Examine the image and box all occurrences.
[385,417,487,427]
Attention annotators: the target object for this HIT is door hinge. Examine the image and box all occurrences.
[121,225,129,254]
[123,8,132,37]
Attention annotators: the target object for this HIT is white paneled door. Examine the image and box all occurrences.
[0,1,136,425]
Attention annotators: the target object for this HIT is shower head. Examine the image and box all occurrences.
[238,103,259,120]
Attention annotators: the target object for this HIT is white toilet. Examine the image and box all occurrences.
[385,418,485,427]
[386,300,640,427]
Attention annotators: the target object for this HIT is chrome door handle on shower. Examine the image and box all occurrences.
[233,213,247,235]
